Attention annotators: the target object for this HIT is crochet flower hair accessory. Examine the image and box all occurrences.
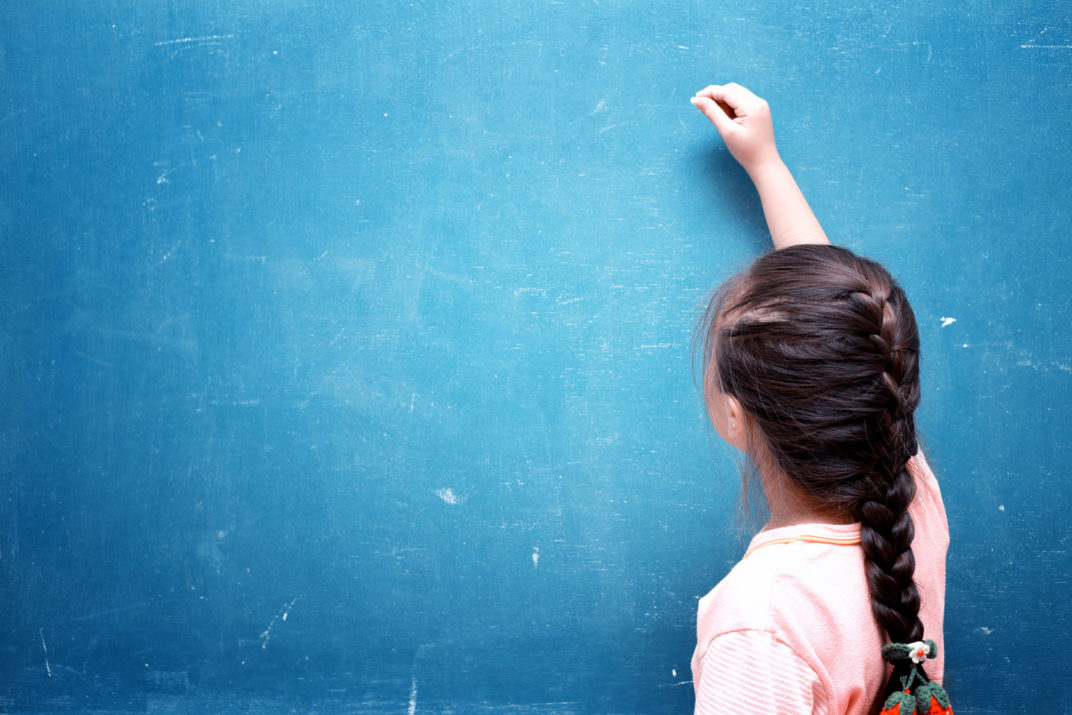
[878,640,953,715]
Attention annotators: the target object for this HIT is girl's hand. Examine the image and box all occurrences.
[691,83,780,176]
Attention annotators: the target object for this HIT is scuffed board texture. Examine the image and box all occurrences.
[1,2,1069,712]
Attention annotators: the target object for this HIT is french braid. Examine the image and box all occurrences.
[847,281,926,696]
[700,244,926,701]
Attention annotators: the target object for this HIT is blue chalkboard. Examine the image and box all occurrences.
[2,2,1070,712]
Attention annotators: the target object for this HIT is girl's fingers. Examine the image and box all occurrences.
[695,82,762,117]
[694,86,737,119]
[691,95,736,137]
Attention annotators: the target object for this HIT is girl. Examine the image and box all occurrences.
[687,84,950,714]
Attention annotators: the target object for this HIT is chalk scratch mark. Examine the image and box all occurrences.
[939,316,956,328]
[62,600,175,623]
[157,241,182,266]
[1,108,27,127]
[154,34,236,47]
[70,349,115,368]
[39,628,52,677]
[408,675,418,715]
[1021,28,1072,50]
[260,598,298,650]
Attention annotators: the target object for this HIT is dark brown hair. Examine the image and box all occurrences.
[699,244,926,697]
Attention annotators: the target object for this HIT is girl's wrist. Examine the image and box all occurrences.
[745,154,786,182]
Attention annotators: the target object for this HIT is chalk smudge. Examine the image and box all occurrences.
[435,488,460,505]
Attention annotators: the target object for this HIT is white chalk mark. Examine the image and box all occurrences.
[154,34,236,47]
[39,628,52,677]
[998,504,1005,512]
[939,316,956,328]
[70,349,116,368]
[978,626,994,635]
[260,598,298,650]
[672,668,677,677]
[434,488,459,505]
[410,393,416,413]
[157,241,182,266]
[1021,44,1072,49]
[532,546,540,568]
[408,675,418,715]
[0,108,27,127]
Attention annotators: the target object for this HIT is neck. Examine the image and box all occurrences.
[759,465,853,530]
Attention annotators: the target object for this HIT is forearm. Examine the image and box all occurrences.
[747,159,830,250]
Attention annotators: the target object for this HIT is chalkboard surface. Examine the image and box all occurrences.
[2,2,1070,713]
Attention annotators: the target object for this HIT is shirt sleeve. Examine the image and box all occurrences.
[694,629,830,715]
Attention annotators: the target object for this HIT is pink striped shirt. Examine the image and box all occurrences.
[692,452,948,714]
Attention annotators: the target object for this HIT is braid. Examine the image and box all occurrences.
[848,280,926,695]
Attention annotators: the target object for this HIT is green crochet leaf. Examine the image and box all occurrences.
[883,690,916,714]
[912,682,951,713]
[928,684,951,708]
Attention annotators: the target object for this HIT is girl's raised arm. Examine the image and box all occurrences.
[691,83,830,250]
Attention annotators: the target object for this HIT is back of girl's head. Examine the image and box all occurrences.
[699,244,926,695]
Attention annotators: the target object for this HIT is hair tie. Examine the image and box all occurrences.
[878,641,954,715]
[882,640,936,664]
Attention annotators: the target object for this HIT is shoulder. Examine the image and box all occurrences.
[907,448,950,569]
[695,527,869,646]
[908,448,948,529]
[906,447,950,682]
[693,532,883,713]
[695,545,782,641]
